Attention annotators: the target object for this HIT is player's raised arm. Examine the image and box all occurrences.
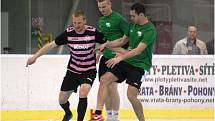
[95,35,128,52]
[26,41,57,67]
[106,35,128,48]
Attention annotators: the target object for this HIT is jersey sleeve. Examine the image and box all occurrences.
[54,31,68,45]
[95,29,106,44]
[119,16,128,34]
[98,18,102,31]
[141,29,156,46]
[124,22,132,37]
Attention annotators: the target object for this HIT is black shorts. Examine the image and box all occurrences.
[110,61,145,89]
[60,70,96,92]
[98,56,123,83]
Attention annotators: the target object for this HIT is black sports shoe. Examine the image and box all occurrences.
[62,112,72,121]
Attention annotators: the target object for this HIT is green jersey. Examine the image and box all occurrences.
[125,22,156,71]
[99,11,128,58]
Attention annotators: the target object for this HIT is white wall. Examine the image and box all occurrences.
[0,55,126,110]
[1,55,67,109]
[1,55,214,110]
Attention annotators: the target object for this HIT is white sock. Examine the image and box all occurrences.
[112,110,119,120]
[106,110,112,119]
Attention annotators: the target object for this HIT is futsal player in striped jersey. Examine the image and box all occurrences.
[26,10,105,121]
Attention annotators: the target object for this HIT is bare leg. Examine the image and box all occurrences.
[109,82,120,111]
[96,72,118,111]
[59,91,73,104]
[105,88,113,119]
[79,83,91,98]
[108,82,120,120]
[127,85,145,121]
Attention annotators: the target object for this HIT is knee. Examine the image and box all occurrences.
[100,73,114,85]
[79,88,89,98]
[100,75,109,85]
[59,93,69,104]
[79,84,91,98]
[127,92,137,102]
[59,96,67,104]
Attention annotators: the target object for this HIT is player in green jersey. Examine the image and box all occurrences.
[92,0,128,120]
[91,3,156,121]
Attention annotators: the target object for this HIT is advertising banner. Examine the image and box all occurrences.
[135,56,214,108]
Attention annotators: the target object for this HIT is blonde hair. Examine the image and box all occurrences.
[72,10,86,19]
[97,0,111,3]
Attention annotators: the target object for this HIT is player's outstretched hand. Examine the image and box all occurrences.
[105,56,123,68]
[26,57,37,67]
